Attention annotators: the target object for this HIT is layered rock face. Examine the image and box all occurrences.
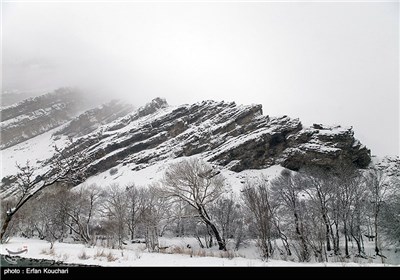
[0,88,133,149]
[1,88,84,149]
[280,124,371,171]
[58,99,371,181]
[0,92,373,192]
[53,100,134,138]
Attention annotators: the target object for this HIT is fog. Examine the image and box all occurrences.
[2,1,399,156]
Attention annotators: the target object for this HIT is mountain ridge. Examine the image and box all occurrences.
[1,90,380,199]
[0,88,134,150]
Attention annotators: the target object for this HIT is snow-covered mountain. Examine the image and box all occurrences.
[63,98,371,179]
[2,89,388,198]
[0,88,134,150]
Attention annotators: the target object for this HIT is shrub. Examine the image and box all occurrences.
[107,251,118,262]
[109,168,118,176]
[78,250,90,260]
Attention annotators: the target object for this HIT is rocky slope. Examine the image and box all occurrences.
[0,88,133,149]
[0,88,85,149]
[53,99,134,138]
[47,98,371,185]
[373,155,400,177]
[1,93,382,197]
[1,90,43,107]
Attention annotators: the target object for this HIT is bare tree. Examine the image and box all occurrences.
[0,138,87,242]
[125,184,141,241]
[365,167,391,257]
[347,176,368,258]
[139,185,169,252]
[171,201,188,237]
[32,190,69,248]
[7,185,71,248]
[60,185,101,244]
[327,180,341,255]
[336,166,356,258]
[241,177,274,260]
[270,169,310,261]
[380,176,400,247]
[101,184,128,248]
[161,158,226,250]
[297,167,335,253]
[210,193,243,248]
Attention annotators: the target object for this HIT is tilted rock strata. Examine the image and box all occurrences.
[56,99,371,181]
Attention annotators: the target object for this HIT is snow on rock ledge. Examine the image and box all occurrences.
[51,99,371,184]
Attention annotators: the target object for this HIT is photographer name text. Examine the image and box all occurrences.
[4,268,69,275]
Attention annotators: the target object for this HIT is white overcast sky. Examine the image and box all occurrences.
[1,0,399,157]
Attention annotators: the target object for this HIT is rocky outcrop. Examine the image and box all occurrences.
[105,97,168,132]
[280,124,371,170]
[1,95,372,193]
[0,88,86,149]
[0,91,43,108]
[53,100,134,138]
[52,99,371,180]
[0,88,134,150]
[373,156,400,178]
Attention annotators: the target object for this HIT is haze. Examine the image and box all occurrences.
[2,1,399,157]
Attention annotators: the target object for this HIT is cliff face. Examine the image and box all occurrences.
[0,94,373,195]
[280,124,371,171]
[54,98,371,181]
[53,100,134,138]
[0,88,81,149]
[0,88,133,149]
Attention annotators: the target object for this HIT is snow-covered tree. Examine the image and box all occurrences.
[138,185,170,251]
[242,177,275,260]
[365,167,392,257]
[270,169,310,261]
[60,185,101,244]
[125,183,141,241]
[0,138,87,242]
[380,176,400,247]
[101,184,128,248]
[161,158,227,250]
[210,193,244,250]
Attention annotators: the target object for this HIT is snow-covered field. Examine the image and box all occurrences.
[0,127,69,178]
[1,237,397,267]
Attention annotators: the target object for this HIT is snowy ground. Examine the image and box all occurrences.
[78,154,286,196]
[0,127,69,178]
[1,237,397,267]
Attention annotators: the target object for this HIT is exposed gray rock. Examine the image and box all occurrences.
[54,99,371,180]
[1,91,43,107]
[281,125,371,170]
[53,100,134,138]
[0,88,87,149]
[373,155,400,178]
[1,95,373,192]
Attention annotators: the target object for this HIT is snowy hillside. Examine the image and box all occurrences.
[1,94,373,198]
[0,88,133,150]
[1,91,399,267]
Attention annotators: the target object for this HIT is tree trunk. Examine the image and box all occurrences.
[330,220,340,255]
[278,231,291,256]
[273,219,291,256]
[198,206,226,251]
[322,213,331,251]
[207,221,225,250]
[351,232,362,256]
[0,214,12,242]
[374,212,380,256]
[343,221,349,257]
[294,212,309,261]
